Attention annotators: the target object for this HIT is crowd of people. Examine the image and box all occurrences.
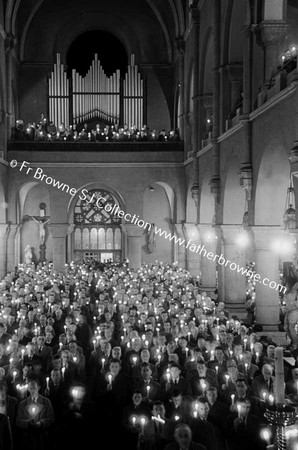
[0,259,297,450]
[12,114,180,143]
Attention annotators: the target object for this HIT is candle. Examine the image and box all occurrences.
[108,374,112,386]
[101,358,105,370]
[166,372,170,383]
[255,352,259,363]
[132,356,137,365]
[268,394,274,405]
[73,356,77,363]
[140,417,146,433]
[215,365,219,375]
[46,377,50,390]
[200,379,207,391]
[193,410,198,418]
[274,347,285,404]
[174,415,180,421]
[185,348,189,358]
[12,370,17,382]
[131,416,137,427]
[210,350,214,361]
[21,349,25,359]
[231,394,235,405]
[146,385,150,398]
[31,405,37,416]
[61,367,65,379]
[244,363,248,372]
[92,339,96,351]
[187,332,191,341]
[261,428,271,446]
[237,404,241,419]
[72,388,78,401]
[262,391,267,402]
[225,374,230,386]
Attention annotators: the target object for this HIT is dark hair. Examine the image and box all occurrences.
[197,396,208,404]
[171,389,182,398]
[109,358,121,366]
[236,378,248,386]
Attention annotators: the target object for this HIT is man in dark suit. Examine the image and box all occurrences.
[140,401,172,450]
[134,363,161,402]
[164,423,206,450]
[160,363,187,401]
[36,335,53,374]
[16,379,55,450]
[23,342,43,379]
[186,358,218,396]
[189,396,219,450]
[225,399,265,450]
[237,351,259,384]
[251,364,274,400]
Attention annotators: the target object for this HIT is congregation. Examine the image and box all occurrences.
[12,114,180,143]
[0,260,297,450]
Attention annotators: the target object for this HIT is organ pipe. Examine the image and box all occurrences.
[49,53,144,128]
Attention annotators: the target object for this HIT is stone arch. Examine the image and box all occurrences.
[254,140,290,226]
[223,156,246,224]
[18,182,52,263]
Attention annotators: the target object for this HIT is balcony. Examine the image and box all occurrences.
[7,140,185,164]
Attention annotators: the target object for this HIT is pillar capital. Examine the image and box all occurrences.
[251,226,282,250]
[258,21,287,47]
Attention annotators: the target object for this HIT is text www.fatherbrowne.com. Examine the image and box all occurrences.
[10,160,286,294]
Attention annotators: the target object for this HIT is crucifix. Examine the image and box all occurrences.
[27,203,50,262]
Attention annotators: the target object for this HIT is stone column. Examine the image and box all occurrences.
[197,225,218,293]
[221,226,247,317]
[5,34,17,138]
[174,224,186,269]
[259,22,287,87]
[184,223,200,276]
[252,227,281,331]
[227,63,243,114]
[0,224,9,277]
[121,224,143,269]
[6,224,19,272]
[48,224,69,273]
[176,37,185,140]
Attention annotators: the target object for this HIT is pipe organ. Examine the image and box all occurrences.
[49,54,70,129]
[48,54,145,129]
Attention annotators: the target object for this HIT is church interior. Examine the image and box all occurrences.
[1,0,298,449]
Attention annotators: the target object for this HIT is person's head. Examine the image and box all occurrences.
[196,396,210,419]
[152,401,166,419]
[235,378,248,398]
[141,363,152,381]
[174,423,192,450]
[26,342,35,356]
[243,351,252,364]
[227,359,238,376]
[109,358,121,377]
[51,369,61,385]
[111,346,122,360]
[262,364,273,381]
[196,358,207,376]
[132,338,142,352]
[170,363,181,380]
[27,380,40,398]
[266,345,275,358]
[37,335,45,347]
[22,363,32,377]
[206,387,217,405]
[171,389,182,408]
[61,350,70,365]
[132,391,143,407]
[140,349,150,363]
[215,346,224,361]
[68,341,77,354]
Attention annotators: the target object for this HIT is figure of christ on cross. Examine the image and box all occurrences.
[31,216,50,245]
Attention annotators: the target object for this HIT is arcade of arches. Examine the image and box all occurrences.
[2,0,298,342]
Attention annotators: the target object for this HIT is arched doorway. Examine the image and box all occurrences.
[73,189,122,262]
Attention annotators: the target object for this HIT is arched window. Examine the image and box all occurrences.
[73,189,122,262]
